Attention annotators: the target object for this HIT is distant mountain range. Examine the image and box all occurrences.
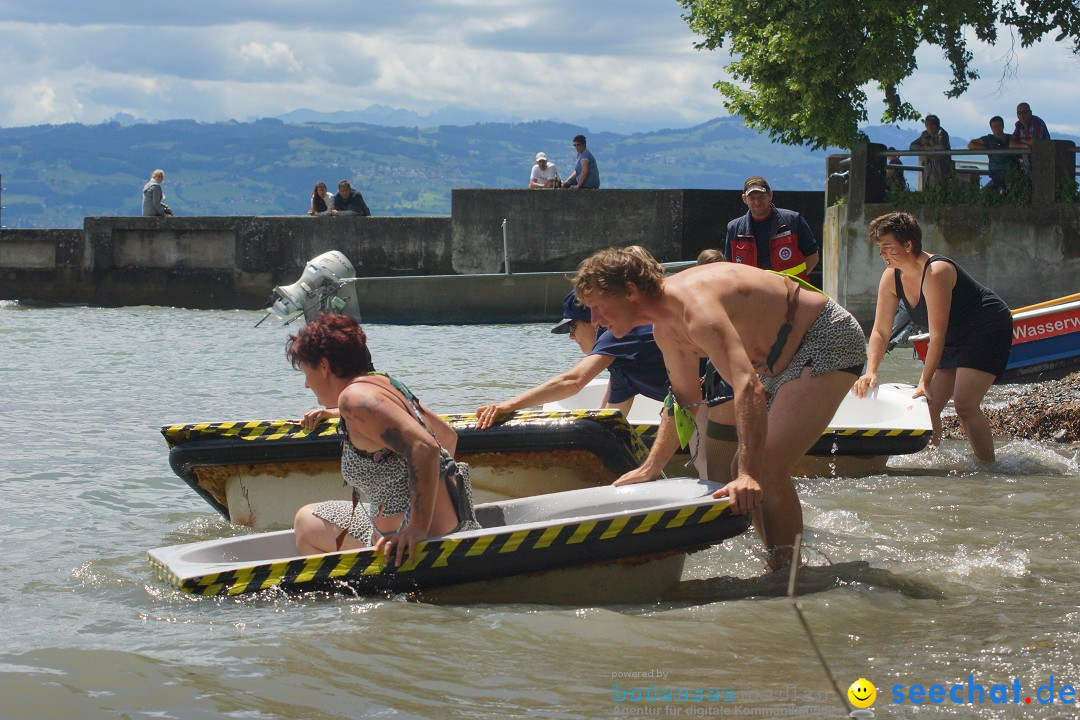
[2,114,1072,229]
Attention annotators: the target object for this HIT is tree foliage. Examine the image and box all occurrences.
[678,0,1080,150]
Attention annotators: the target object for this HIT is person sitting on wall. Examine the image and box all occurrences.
[968,116,1019,194]
[475,290,680,486]
[561,135,600,189]
[308,181,333,215]
[141,169,173,217]
[529,152,560,188]
[331,180,372,217]
[723,176,819,283]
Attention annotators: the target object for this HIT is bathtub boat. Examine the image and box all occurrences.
[911,295,1080,384]
[148,478,751,603]
[544,379,933,477]
[162,410,649,529]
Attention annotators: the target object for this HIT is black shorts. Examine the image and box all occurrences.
[939,319,1013,378]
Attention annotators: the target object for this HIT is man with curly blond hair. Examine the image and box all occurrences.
[573,246,865,570]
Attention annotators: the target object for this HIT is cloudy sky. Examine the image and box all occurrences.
[0,0,1076,139]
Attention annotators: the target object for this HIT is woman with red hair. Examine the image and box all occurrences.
[286,313,479,566]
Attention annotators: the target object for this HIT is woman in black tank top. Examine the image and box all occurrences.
[854,212,1012,463]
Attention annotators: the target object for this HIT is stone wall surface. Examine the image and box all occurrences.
[825,203,1080,326]
[5,190,786,313]
[5,184,1077,324]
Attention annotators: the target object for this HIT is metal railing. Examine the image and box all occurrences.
[836,148,1080,177]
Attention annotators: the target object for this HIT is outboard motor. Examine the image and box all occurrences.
[257,250,361,326]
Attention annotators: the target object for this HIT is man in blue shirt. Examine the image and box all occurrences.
[476,290,676,484]
[562,135,600,189]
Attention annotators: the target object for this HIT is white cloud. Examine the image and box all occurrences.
[236,40,303,76]
[2,80,83,126]
[0,7,1074,141]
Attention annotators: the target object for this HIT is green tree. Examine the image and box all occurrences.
[679,0,1080,149]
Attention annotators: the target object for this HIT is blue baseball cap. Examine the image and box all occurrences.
[551,290,591,334]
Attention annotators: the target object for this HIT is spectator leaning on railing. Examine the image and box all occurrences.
[909,114,953,190]
[1009,102,1051,178]
[967,116,1020,194]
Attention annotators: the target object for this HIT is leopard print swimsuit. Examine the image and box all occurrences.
[312,374,480,543]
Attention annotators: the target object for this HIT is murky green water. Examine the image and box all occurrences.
[1,303,1076,719]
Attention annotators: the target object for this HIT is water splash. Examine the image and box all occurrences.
[935,543,1030,583]
[992,439,1079,476]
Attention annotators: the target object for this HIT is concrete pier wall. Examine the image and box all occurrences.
[8,179,1076,326]
[0,189,825,317]
[824,203,1080,326]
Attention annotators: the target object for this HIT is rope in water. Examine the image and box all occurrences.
[787,533,852,716]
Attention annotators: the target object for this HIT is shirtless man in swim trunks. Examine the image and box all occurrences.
[572,246,866,570]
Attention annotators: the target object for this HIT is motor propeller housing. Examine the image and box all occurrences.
[261,250,360,325]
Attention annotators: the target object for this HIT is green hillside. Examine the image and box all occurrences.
[0,117,830,228]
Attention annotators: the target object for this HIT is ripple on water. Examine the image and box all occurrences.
[4,306,1080,719]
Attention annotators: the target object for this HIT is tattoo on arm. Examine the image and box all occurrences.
[344,393,381,416]
[380,427,412,462]
[380,427,427,517]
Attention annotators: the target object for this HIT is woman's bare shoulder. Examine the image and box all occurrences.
[925,258,958,280]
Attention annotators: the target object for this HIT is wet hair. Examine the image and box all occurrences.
[286,313,374,377]
[696,248,726,265]
[572,245,664,302]
[868,211,922,254]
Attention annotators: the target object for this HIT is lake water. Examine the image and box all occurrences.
[1,303,1077,720]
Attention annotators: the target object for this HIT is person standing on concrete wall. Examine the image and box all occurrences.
[561,135,600,189]
[723,176,818,283]
[141,169,172,217]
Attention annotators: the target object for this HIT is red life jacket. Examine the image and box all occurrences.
[729,208,811,281]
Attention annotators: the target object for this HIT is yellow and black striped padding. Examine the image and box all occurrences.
[150,498,747,597]
[163,409,649,462]
[637,421,929,457]
[163,409,651,479]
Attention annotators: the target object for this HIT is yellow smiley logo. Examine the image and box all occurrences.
[847,678,876,709]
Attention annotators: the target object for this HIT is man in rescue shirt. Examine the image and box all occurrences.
[723,176,819,282]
